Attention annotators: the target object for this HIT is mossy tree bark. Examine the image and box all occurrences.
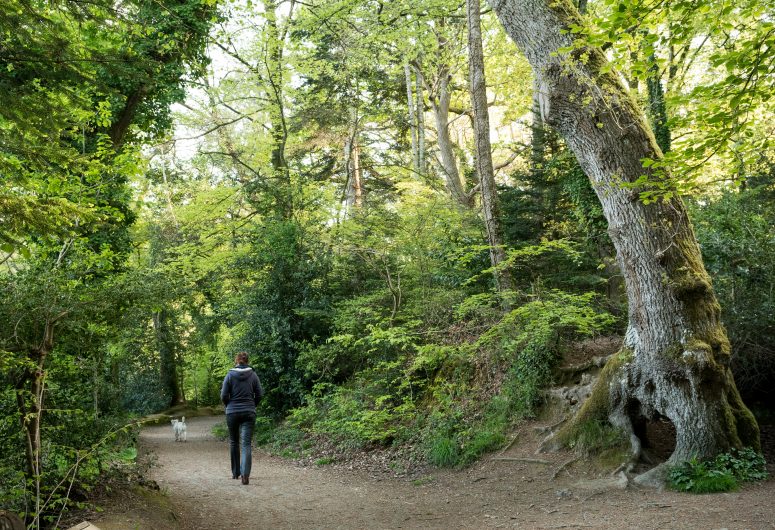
[488,0,759,484]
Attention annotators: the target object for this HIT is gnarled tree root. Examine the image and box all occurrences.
[539,347,759,488]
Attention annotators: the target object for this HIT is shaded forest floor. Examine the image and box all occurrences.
[89,415,775,529]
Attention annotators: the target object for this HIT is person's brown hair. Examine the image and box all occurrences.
[235,351,249,365]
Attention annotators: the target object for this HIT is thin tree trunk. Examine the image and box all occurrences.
[15,317,57,481]
[467,0,511,292]
[93,359,99,420]
[415,65,426,175]
[17,359,45,480]
[344,107,363,210]
[432,65,470,206]
[109,85,148,148]
[530,78,547,173]
[344,118,355,209]
[489,0,758,485]
[404,62,420,173]
[353,139,363,207]
[264,0,293,219]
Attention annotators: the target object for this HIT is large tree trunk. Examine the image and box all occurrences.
[467,0,511,292]
[489,0,759,484]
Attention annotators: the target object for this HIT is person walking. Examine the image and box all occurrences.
[220,351,264,485]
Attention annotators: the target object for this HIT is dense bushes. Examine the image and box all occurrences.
[690,181,775,407]
[0,364,141,525]
[266,226,618,467]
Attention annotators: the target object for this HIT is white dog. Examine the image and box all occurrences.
[171,417,187,442]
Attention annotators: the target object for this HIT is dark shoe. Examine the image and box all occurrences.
[233,475,240,479]
[241,476,249,485]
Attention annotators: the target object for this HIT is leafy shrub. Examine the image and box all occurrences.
[714,447,768,482]
[253,415,275,445]
[668,448,768,493]
[459,426,507,467]
[266,424,306,458]
[427,435,460,467]
[477,289,617,419]
[211,421,228,440]
[669,459,739,493]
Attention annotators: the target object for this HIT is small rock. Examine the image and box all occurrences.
[555,489,572,499]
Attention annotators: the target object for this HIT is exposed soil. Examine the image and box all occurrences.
[91,415,775,529]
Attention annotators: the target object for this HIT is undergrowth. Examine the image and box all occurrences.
[212,415,274,446]
[267,284,616,469]
[567,419,628,456]
[668,447,768,493]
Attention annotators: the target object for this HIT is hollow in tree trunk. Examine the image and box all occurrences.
[488,0,759,485]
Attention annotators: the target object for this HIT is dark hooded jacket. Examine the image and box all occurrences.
[220,365,264,415]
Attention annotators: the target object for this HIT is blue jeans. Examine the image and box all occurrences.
[226,411,256,478]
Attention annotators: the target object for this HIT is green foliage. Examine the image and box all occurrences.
[576,0,775,188]
[0,0,217,523]
[669,462,738,493]
[4,0,773,516]
[713,447,769,482]
[668,448,767,493]
[211,421,229,441]
[253,416,275,446]
[225,219,334,413]
[275,269,615,467]
[690,185,775,403]
[427,435,460,467]
[265,425,307,459]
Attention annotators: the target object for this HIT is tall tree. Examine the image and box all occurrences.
[0,0,214,487]
[466,0,511,292]
[264,0,294,218]
[426,53,471,206]
[489,0,759,485]
[344,106,364,209]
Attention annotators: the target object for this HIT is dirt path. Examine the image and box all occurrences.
[95,416,775,529]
